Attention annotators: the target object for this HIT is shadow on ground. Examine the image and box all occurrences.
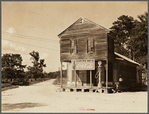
[2,102,47,111]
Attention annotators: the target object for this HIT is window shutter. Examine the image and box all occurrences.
[87,39,91,53]
[70,39,77,54]
[60,40,71,53]
[70,40,72,53]
[87,38,94,53]
[74,40,77,53]
[90,38,93,48]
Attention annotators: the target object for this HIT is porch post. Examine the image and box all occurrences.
[90,70,92,89]
[106,59,108,93]
[97,61,102,88]
[60,62,63,89]
[75,70,77,88]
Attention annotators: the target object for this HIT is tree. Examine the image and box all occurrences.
[129,12,148,66]
[109,15,136,59]
[1,67,15,82]
[109,13,148,67]
[27,51,46,80]
[1,53,26,82]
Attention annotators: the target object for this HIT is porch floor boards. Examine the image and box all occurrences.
[62,85,113,89]
[59,85,114,93]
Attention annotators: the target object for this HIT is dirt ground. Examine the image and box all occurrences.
[1,79,148,113]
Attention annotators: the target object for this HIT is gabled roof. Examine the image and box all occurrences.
[58,17,109,37]
[114,52,141,66]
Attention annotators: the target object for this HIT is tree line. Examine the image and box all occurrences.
[1,51,59,85]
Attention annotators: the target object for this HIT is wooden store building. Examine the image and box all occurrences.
[58,18,142,92]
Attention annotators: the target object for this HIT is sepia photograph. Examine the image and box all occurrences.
[1,1,148,113]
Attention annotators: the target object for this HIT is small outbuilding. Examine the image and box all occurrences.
[58,18,142,92]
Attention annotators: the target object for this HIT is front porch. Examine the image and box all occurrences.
[59,60,112,93]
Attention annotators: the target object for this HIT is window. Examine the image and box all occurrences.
[87,38,94,53]
[70,39,77,54]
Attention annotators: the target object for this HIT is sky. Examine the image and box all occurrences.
[1,1,148,72]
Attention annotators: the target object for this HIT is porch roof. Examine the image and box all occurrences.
[114,52,141,66]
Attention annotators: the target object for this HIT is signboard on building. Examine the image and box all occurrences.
[71,59,95,70]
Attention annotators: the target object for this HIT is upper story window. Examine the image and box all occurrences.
[87,38,95,53]
[70,39,77,54]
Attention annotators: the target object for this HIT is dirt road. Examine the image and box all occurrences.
[1,79,147,113]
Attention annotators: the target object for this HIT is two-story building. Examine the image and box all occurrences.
[58,18,142,92]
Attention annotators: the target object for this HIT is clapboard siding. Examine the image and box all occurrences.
[61,38,70,41]
[61,33,107,39]
[68,23,97,31]
[59,18,111,62]
[66,18,100,30]
[113,61,118,82]
[95,51,107,57]
[60,43,70,47]
[107,33,114,62]
[60,36,108,61]
[108,62,113,81]
[61,29,108,38]
[111,61,137,88]
[66,27,104,34]
[60,53,107,62]
[118,62,136,88]
[95,41,107,44]
[66,27,106,35]
[61,48,70,53]
[95,44,107,49]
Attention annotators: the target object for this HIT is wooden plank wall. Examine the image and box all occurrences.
[60,19,109,62]
[118,62,137,88]
[60,34,108,61]
[107,33,114,62]
[108,62,113,82]
[113,61,118,82]
[59,19,114,87]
